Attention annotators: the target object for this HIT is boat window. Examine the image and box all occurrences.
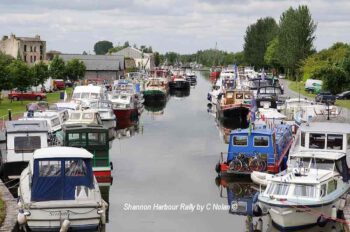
[14,136,41,153]
[235,93,243,99]
[265,183,289,195]
[313,159,334,170]
[233,136,248,146]
[81,92,89,99]
[88,133,106,145]
[320,184,327,197]
[72,92,80,99]
[39,160,61,177]
[244,94,251,99]
[294,185,316,198]
[68,133,86,146]
[309,133,325,149]
[254,136,269,147]
[90,93,99,99]
[327,134,343,150]
[70,113,81,120]
[51,117,60,127]
[327,180,337,194]
[65,159,87,176]
[301,132,305,147]
[82,113,93,120]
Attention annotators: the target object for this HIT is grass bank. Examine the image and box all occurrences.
[288,81,350,109]
[0,195,5,227]
[0,88,73,120]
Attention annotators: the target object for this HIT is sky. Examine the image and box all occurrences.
[0,0,349,54]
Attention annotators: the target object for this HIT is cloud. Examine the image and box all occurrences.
[0,0,349,54]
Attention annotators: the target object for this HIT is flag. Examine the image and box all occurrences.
[234,64,238,80]
[64,90,67,102]
[248,122,253,136]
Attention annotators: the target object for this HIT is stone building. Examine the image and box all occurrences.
[59,54,125,82]
[112,46,155,70]
[0,34,46,65]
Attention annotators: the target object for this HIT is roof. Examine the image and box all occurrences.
[17,36,44,42]
[73,85,104,93]
[5,120,48,133]
[33,147,93,159]
[63,123,107,132]
[59,54,124,71]
[112,46,152,59]
[300,122,350,134]
[290,151,345,160]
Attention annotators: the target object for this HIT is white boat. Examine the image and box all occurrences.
[72,85,106,103]
[64,110,103,126]
[258,121,350,229]
[21,110,66,135]
[18,147,107,231]
[0,120,48,179]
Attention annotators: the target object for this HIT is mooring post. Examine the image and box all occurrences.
[8,109,12,121]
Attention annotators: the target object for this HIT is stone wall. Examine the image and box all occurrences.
[0,179,17,232]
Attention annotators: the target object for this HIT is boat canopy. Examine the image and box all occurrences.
[31,147,94,201]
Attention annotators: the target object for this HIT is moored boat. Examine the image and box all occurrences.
[18,147,107,231]
[143,77,168,103]
[109,92,139,128]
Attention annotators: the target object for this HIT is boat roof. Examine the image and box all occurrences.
[300,122,350,134]
[5,120,48,133]
[63,123,107,132]
[270,168,335,184]
[33,147,93,159]
[73,85,103,93]
[290,151,345,160]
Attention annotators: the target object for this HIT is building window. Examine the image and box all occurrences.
[30,56,32,63]
[40,55,43,60]
[34,56,36,62]
[34,46,36,52]
[40,45,43,53]
[24,45,27,52]
[24,55,27,62]
[30,46,33,52]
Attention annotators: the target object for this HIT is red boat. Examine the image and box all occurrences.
[110,92,139,129]
[210,67,222,79]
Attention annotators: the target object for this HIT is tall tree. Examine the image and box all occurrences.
[49,56,66,80]
[0,52,14,91]
[277,5,316,78]
[154,52,161,67]
[264,37,280,68]
[243,17,279,68]
[6,60,32,91]
[94,40,113,55]
[31,61,49,87]
[65,59,86,81]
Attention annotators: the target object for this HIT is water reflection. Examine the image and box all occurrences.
[143,100,167,114]
[216,117,249,144]
[116,121,142,139]
[169,88,190,98]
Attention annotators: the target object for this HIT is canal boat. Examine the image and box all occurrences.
[21,111,64,135]
[216,89,253,120]
[64,109,103,126]
[257,121,350,229]
[210,66,221,79]
[0,120,48,180]
[215,123,293,176]
[169,75,190,90]
[185,71,197,85]
[143,77,168,103]
[109,92,139,127]
[255,85,284,109]
[71,85,106,103]
[88,100,117,140]
[17,147,107,231]
[62,124,113,186]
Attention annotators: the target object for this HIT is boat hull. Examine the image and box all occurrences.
[169,81,190,90]
[217,104,250,120]
[101,119,117,140]
[113,108,138,124]
[0,161,28,179]
[143,90,167,103]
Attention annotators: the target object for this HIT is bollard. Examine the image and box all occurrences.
[8,109,12,121]
[331,205,337,220]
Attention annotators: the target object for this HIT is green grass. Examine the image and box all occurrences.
[0,88,73,120]
[288,81,350,109]
[0,195,5,227]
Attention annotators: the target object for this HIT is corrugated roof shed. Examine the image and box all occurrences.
[59,54,124,71]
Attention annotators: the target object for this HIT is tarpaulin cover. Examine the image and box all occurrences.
[31,158,94,201]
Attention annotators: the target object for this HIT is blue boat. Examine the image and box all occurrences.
[215,123,293,175]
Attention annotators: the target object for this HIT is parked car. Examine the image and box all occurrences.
[315,91,336,105]
[278,74,286,79]
[336,90,350,100]
[305,79,323,93]
[8,90,47,101]
[65,80,73,88]
[53,79,65,90]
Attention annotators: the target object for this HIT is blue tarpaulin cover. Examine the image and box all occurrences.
[31,158,94,201]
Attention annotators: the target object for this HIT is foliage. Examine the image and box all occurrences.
[243,17,279,68]
[154,52,161,67]
[65,59,86,81]
[313,65,348,94]
[300,42,350,81]
[0,52,14,91]
[277,5,316,78]
[264,37,280,68]
[94,40,113,55]
[31,61,49,86]
[6,60,32,91]
[140,45,153,53]
[49,56,66,80]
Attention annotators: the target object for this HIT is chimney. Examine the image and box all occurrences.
[35,34,40,40]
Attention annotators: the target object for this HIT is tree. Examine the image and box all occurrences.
[65,59,86,81]
[0,52,14,91]
[313,65,347,94]
[31,61,49,87]
[94,40,113,55]
[264,37,280,68]
[49,56,66,80]
[243,17,279,68]
[6,60,32,91]
[154,52,161,67]
[123,41,130,47]
[277,5,316,79]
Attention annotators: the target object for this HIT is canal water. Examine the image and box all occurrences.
[105,72,342,232]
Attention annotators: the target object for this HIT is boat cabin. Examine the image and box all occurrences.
[1,120,48,178]
[220,90,252,106]
[65,110,103,126]
[223,124,293,174]
[63,124,112,184]
[29,147,94,201]
[72,85,106,102]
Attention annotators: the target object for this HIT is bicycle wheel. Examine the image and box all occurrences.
[229,159,242,172]
[249,159,264,172]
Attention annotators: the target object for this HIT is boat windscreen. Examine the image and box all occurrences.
[31,158,94,201]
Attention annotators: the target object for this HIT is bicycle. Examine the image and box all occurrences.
[249,152,267,172]
[229,153,251,172]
